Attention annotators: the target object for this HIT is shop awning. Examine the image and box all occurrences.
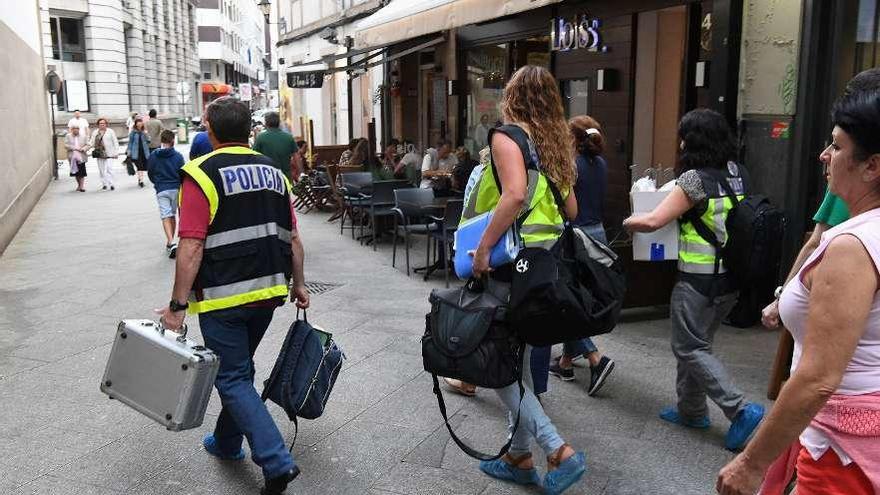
[354,0,561,49]
[201,83,233,94]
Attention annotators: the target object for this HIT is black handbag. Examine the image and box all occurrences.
[422,279,525,460]
[509,182,626,347]
[124,155,136,176]
[92,131,106,159]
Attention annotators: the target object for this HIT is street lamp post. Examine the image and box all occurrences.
[257,0,271,21]
[45,69,62,180]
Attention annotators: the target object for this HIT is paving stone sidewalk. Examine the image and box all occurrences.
[0,152,780,494]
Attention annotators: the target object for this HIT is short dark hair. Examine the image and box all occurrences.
[96,117,108,125]
[160,129,176,144]
[678,108,736,173]
[149,109,157,118]
[296,140,307,148]
[436,138,452,149]
[265,111,280,128]
[845,69,880,97]
[831,89,880,162]
[387,138,400,148]
[205,97,251,144]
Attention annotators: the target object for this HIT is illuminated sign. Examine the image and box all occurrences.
[551,15,608,53]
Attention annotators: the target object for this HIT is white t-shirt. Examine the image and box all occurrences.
[420,148,458,189]
[68,117,89,137]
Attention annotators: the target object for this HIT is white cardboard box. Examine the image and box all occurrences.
[631,190,679,261]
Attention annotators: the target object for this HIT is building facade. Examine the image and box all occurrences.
[275,0,384,144]
[197,0,267,111]
[39,0,200,125]
[1,1,54,254]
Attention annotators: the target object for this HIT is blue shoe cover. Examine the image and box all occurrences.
[725,403,765,451]
[479,458,541,485]
[543,451,586,495]
[659,406,711,429]
[203,433,245,461]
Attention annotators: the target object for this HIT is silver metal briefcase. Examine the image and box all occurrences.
[100,319,220,431]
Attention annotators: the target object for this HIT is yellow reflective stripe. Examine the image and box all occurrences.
[181,164,220,223]
[187,284,289,314]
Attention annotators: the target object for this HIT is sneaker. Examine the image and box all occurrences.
[725,403,765,451]
[586,356,615,396]
[110,185,115,191]
[262,467,300,495]
[102,185,107,190]
[659,406,711,429]
[543,450,586,495]
[202,433,245,461]
[168,246,177,259]
[549,359,575,381]
[138,181,144,188]
[479,455,541,486]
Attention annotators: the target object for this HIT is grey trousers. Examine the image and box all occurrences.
[669,281,745,421]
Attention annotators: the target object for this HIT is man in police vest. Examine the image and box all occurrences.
[158,96,308,495]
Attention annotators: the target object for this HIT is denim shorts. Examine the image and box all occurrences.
[156,189,179,219]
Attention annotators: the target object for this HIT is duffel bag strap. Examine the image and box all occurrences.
[429,348,526,461]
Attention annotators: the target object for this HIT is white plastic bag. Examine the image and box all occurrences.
[658,179,677,191]
[631,176,656,192]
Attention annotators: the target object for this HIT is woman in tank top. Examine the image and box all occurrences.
[717,91,880,494]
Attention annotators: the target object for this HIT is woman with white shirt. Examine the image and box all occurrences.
[64,125,88,192]
[717,90,880,495]
[90,118,119,191]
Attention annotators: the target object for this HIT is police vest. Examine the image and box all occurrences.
[459,125,566,250]
[181,146,294,314]
[678,162,748,274]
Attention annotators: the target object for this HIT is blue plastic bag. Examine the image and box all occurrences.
[453,211,522,279]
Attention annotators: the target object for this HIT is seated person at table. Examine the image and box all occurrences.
[452,146,479,193]
[395,142,423,184]
[420,139,458,191]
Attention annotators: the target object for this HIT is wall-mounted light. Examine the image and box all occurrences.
[256,0,271,21]
[596,68,619,91]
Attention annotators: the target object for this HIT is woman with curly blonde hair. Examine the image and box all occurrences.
[468,65,584,494]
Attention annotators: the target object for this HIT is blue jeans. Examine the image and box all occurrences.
[495,345,565,456]
[530,346,551,395]
[200,306,295,479]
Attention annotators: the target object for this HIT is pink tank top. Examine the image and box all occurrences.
[778,208,880,395]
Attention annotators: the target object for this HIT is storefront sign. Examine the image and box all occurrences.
[287,71,325,89]
[551,14,607,53]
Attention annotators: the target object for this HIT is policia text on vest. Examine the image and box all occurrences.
[180,147,294,314]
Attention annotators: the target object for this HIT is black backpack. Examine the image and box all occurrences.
[685,168,785,290]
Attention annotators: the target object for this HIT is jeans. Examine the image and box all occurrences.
[669,281,744,421]
[530,346,551,395]
[200,306,295,479]
[495,345,566,457]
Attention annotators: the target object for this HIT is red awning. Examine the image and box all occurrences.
[201,83,233,94]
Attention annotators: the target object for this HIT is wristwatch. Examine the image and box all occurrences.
[169,299,189,312]
[774,286,784,299]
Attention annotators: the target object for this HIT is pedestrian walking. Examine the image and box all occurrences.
[90,117,119,191]
[252,111,298,182]
[156,96,309,495]
[127,118,150,188]
[67,109,89,138]
[145,109,164,153]
[762,68,880,330]
[548,115,615,396]
[623,109,764,450]
[189,130,213,160]
[147,130,185,258]
[64,125,88,192]
[469,65,586,494]
[717,89,880,495]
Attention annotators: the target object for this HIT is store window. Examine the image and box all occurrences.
[855,0,880,72]
[562,79,590,117]
[464,44,508,156]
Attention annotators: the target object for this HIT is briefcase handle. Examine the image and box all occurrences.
[157,318,189,343]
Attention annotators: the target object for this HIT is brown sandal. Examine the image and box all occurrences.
[503,452,533,469]
[547,443,574,472]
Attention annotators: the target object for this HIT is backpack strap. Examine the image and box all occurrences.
[429,346,525,461]
[487,124,539,231]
